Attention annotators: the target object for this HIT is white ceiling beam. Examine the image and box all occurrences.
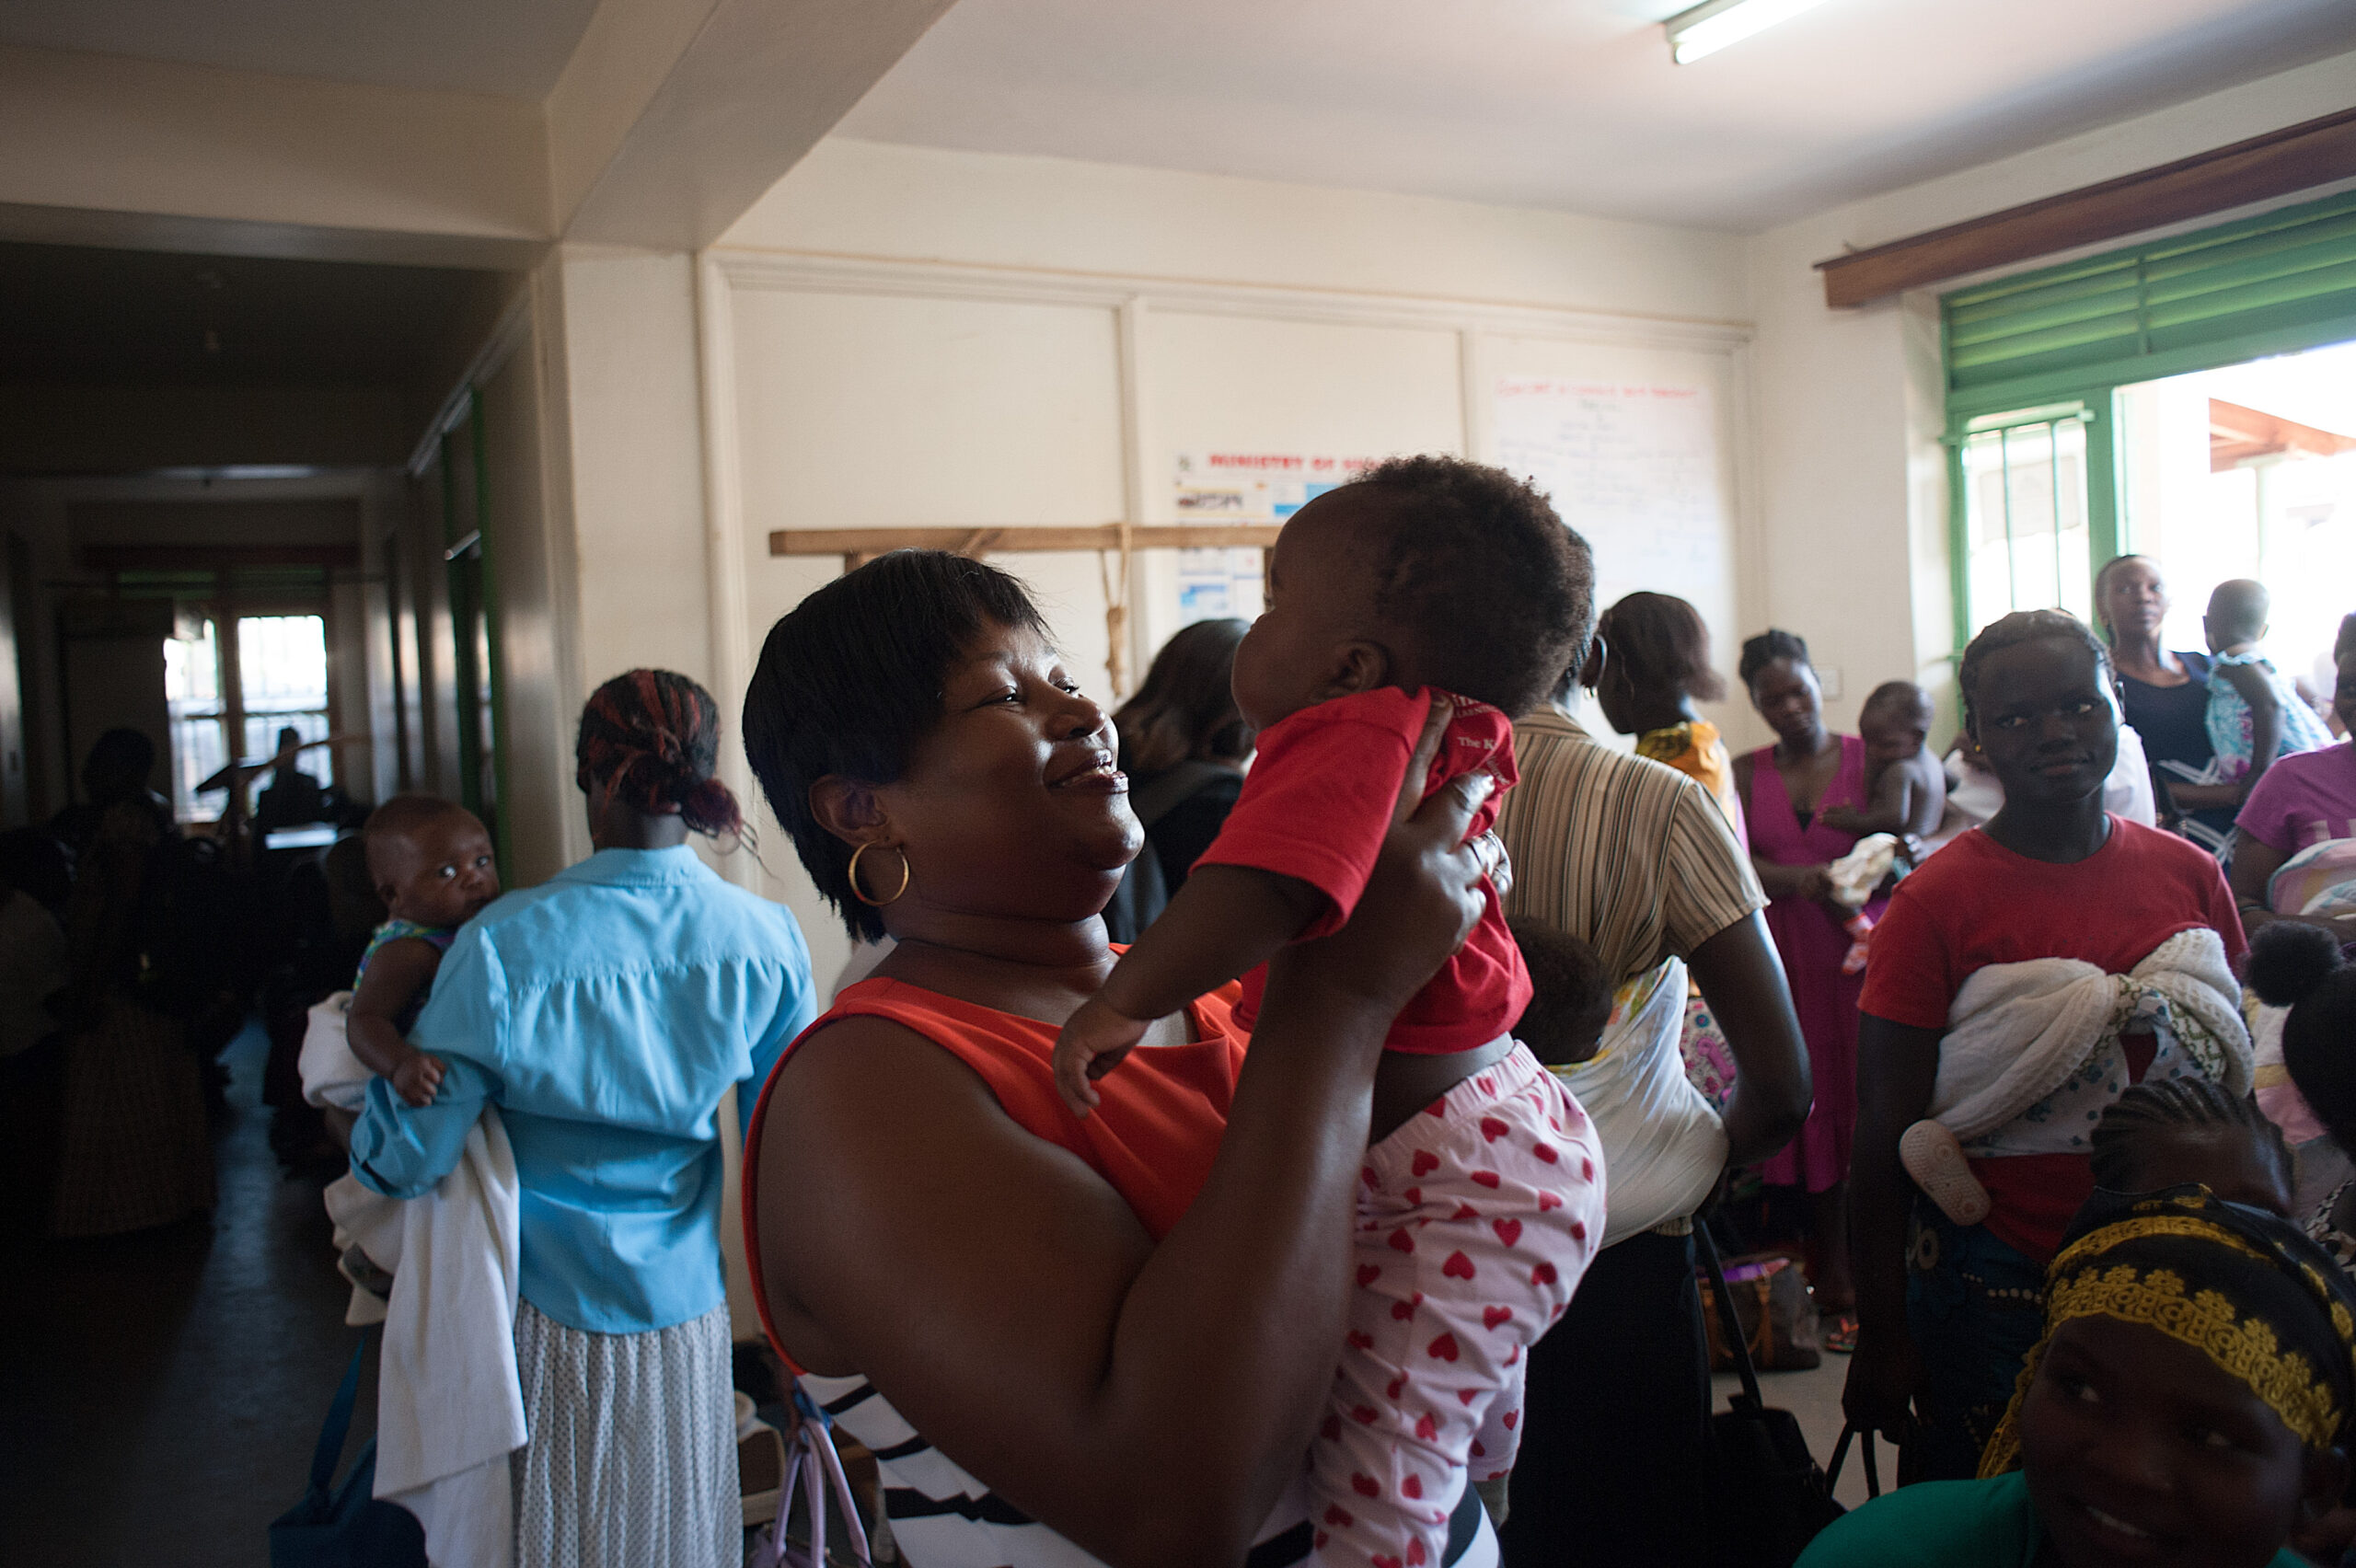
[549,0,958,250]
[0,43,550,265]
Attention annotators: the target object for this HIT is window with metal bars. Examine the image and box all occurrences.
[1952,407,2093,640]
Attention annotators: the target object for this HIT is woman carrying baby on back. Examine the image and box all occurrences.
[1843,610,2254,1482]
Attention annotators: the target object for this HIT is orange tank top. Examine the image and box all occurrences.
[740,974,1249,1365]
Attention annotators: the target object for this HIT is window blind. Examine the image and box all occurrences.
[1945,187,2356,413]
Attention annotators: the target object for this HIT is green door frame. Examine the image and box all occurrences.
[436,388,514,877]
[1940,185,2356,660]
[1942,398,2118,660]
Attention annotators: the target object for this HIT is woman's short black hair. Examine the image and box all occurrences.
[1113,618,1253,778]
[1598,592,1725,705]
[743,550,1050,943]
[1957,609,2113,736]
[1738,629,1810,687]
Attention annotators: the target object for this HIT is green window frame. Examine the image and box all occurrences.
[1941,185,2356,652]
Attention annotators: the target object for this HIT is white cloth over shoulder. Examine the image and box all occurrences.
[1550,958,1726,1246]
[303,992,526,1568]
[1926,926,2252,1147]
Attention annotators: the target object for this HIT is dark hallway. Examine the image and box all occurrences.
[1,1020,376,1566]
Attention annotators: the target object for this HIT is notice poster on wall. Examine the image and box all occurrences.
[1492,379,1725,597]
[1169,452,1381,622]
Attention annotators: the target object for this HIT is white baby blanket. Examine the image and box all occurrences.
[304,992,526,1568]
[1926,926,2252,1146]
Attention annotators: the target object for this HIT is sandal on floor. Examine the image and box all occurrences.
[1823,1314,1859,1355]
[1900,1119,1992,1227]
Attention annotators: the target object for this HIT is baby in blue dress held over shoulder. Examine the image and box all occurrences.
[2203,579,2334,802]
[345,795,500,1106]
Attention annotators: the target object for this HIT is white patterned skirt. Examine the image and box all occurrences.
[511,1298,737,1568]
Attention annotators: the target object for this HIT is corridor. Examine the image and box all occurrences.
[0,1022,375,1567]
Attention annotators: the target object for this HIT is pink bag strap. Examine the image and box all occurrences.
[749,1383,874,1568]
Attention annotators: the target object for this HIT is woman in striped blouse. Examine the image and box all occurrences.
[739,551,1500,1568]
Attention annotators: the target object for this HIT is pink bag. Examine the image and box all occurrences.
[747,1386,874,1568]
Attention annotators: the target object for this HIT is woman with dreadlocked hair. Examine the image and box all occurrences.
[352,669,817,1568]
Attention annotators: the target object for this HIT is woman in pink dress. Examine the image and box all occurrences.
[1732,629,1883,1344]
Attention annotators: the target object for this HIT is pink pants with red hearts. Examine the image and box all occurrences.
[1309,1042,1605,1568]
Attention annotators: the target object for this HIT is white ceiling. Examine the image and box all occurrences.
[0,0,606,100]
[835,0,2356,231]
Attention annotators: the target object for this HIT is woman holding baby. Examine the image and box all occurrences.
[739,465,1565,1568]
[350,671,818,1568]
[1734,628,1896,1339]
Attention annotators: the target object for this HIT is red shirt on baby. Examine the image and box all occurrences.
[1197,686,1531,1055]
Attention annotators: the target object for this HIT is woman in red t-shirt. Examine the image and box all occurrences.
[1842,611,2246,1483]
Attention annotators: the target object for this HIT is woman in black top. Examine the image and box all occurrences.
[2097,554,2233,853]
[1113,618,1254,882]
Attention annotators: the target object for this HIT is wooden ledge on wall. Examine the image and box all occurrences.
[768,524,1283,574]
[1816,107,2356,308]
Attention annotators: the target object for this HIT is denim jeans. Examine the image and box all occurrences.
[1903,1199,2046,1482]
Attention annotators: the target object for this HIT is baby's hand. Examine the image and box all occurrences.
[1053,994,1152,1119]
[392,1050,445,1108]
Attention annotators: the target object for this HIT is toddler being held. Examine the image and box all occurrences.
[1054,455,1608,1567]
[347,795,500,1106]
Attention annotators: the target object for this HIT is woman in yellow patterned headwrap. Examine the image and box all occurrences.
[1802,1186,2356,1568]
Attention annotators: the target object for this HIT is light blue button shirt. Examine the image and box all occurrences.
[352,845,817,1334]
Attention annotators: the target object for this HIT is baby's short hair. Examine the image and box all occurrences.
[2208,579,2269,644]
[1347,455,1592,718]
[1508,917,1615,1066]
[363,794,471,881]
[1860,680,1933,728]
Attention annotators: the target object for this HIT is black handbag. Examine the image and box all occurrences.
[269,1335,427,1568]
[1699,1226,1845,1567]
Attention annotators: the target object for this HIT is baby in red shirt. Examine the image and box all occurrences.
[1055,455,1607,1566]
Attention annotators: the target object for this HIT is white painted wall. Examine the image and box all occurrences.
[1745,47,2356,743]
[725,139,1749,323]
[702,140,1755,984]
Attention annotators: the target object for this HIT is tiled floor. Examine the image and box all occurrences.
[0,1020,369,1568]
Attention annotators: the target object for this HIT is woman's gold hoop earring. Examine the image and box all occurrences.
[848,841,911,907]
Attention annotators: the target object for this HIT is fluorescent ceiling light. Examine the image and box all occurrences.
[1664,0,1834,63]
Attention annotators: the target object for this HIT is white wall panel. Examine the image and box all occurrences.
[726,284,1127,971]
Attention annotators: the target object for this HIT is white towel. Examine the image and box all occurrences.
[301,991,370,1112]
[302,994,526,1568]
[1551,958,1723,1246]
[1928,926,2252,1146]
[1828,834,1900,910]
